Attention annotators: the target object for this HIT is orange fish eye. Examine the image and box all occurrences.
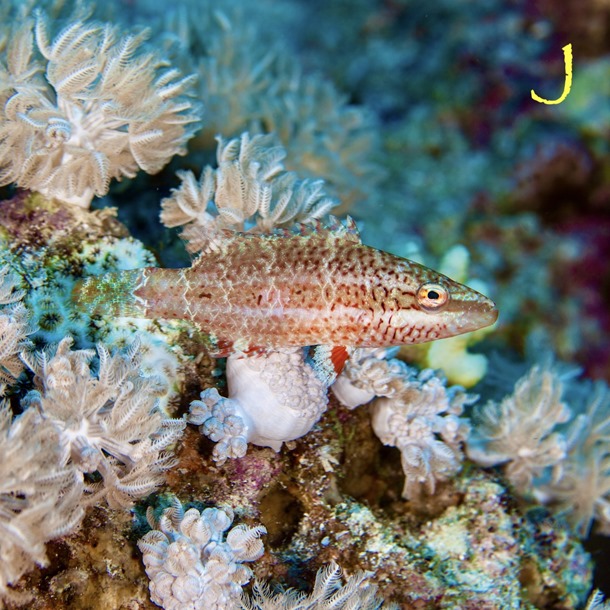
[416,283,449,311]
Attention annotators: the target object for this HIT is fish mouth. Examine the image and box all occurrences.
[479,293,498,322]
[445,294,498,335]
[465,296,498,332]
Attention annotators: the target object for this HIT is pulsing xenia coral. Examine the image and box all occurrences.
[467,364,571,490]
[0,11,200,207]
[535,378,610,537]
[468,362,610,537]
[0,265,29,393]
[22,336,185,508]
[164,6,383,210]
[243,561,397,610]
[138,498,266,610]
[160,132,338,253]
[334,350,474,499]
[0,402,83,604]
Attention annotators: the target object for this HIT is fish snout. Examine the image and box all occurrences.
[458,294,498,333]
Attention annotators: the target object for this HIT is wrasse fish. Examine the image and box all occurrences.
[74,222,497,369]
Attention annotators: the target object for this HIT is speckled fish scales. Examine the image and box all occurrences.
[75,225,497,355]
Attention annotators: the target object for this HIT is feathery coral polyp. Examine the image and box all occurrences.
[0,13,200,207]
[0,402,83,603]
[22,336,185,508]
[160,133,338,253]
[0,265,29,393]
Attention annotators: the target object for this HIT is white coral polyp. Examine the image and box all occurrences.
[0,15,200,207]
[138,500,266,610]
[332,347,405,409]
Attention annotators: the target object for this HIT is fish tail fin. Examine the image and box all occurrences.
[72,270,147,318]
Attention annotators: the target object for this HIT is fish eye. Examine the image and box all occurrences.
[417,283,449,311]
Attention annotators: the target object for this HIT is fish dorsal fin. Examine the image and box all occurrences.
[180,223,231,260]
[189,229,241,266]
[274,216,361,242]
[335,215,361,242]
[190,217,361,268]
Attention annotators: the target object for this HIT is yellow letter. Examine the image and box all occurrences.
[531,43,573,105]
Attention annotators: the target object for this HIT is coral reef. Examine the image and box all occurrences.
[0,0,609,607]
[0,191,190,389]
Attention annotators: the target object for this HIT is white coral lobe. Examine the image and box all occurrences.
[188,348,329,462]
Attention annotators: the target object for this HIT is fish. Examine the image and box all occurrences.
[73,221,498,371]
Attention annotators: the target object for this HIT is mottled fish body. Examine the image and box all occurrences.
[74,228,497,355]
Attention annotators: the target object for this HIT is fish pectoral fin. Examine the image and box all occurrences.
[203,335,235,358]
[308,345,353,386]
[329,345,351,375]
[204,336,269,359]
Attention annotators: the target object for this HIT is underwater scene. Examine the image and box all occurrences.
[1,0,610,608]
